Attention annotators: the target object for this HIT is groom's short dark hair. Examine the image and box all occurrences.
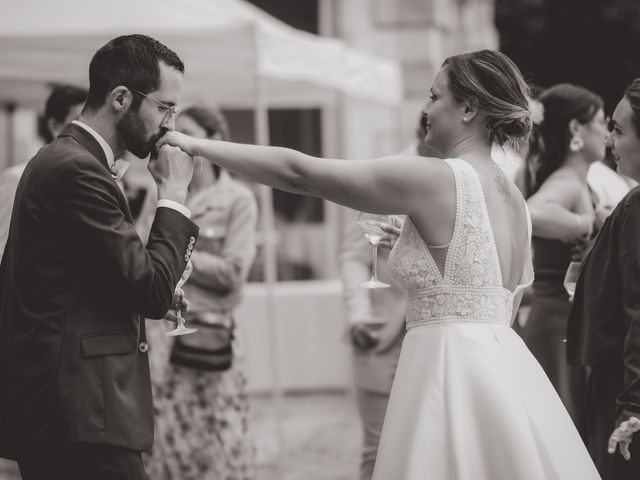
[84,34,184,112]
[625,78,640,137]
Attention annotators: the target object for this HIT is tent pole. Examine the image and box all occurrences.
[252,24,286,471]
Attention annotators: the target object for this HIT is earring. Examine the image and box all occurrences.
[570,135,584,152]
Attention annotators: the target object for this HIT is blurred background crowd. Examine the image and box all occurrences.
[1,0,640,478]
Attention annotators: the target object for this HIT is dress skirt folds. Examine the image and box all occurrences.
[373,321,599,479]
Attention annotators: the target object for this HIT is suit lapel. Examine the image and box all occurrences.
[59,124,134,223]
[112,182,134,224]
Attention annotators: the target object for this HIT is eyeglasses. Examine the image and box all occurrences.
[128,87,178,122]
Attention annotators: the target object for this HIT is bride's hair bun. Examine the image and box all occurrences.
[486,109,532,147]
[443,50,532,151]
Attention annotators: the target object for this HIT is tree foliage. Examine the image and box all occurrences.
[496,0,640,111]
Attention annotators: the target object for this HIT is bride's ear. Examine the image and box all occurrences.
[461,101,479,123]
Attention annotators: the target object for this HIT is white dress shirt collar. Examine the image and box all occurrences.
[71,120,116,170]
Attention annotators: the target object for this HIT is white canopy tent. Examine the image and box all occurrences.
[0,0,402,108]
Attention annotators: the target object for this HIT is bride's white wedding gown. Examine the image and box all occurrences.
[372,158,600,479]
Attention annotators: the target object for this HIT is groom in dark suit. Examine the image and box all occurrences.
[567,79,640,480]
[0,34,199,479]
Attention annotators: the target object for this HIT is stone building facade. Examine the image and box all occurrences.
[325,0,498,150]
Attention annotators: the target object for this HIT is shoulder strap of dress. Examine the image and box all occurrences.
[442,157,460,172]
[517,201,535,289]
[440,158,477,282]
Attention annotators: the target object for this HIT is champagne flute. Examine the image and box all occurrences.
[357,212,391,289]
[166,261,198,336]
[563,261,581,301]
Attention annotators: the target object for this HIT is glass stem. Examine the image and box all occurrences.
[371,244,379,281]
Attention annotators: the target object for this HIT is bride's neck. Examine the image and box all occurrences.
[447,135,491,162]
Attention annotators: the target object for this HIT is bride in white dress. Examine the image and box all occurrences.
[158,50,601,479]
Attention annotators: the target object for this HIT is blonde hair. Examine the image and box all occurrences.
[443,50,532,153]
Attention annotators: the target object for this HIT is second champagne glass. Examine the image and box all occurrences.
[563,261,582,300]
[357,212,391,289]
[166,261,198,336]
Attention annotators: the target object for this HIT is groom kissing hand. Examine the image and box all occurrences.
[0,34,198,480]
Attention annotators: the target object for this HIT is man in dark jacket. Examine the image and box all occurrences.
[0,34,199,479]
[568,78,640,480]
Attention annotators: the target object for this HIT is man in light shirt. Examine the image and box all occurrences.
[338,113,432,479]
[0,34,198,479]
[0,85,87,259]
[339,211,407,480]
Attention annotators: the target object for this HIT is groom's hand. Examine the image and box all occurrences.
[148,145,194,205]
[608,416,640,460]
[164,287,190,323]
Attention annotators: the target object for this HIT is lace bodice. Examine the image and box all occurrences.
[388,158,533,329]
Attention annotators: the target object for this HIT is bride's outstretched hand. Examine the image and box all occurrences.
[608,416,640,460]
[157,130,200,157]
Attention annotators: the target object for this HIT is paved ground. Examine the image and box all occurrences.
[253,391,362,480]
[0,391,363,480]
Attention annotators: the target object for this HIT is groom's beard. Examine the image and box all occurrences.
[117,110,168,159]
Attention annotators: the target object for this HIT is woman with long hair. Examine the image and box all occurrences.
[146,106,258,480]
[520,84,608,438]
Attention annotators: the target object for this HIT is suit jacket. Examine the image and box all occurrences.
[568,185,640,425]
[339,211,407,393]
[0,123,199,459]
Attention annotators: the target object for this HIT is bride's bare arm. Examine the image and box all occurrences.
[158,131,449,216]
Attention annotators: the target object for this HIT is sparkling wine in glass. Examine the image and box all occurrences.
[166,261,198,336]
[563,261,581,300]
[357,212,391,289]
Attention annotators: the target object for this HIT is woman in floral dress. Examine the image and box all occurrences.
[145,106,258,480]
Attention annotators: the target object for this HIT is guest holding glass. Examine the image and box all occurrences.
[146,106,258,480]
[338,116,434,477]
[519,84,608,438]
[568,78,640,480]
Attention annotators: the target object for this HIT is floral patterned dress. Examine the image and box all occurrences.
[148,355,254,480]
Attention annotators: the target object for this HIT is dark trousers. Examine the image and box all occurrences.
[17,440,146,480]
[523,290,587,439]
[587,365,640,480]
